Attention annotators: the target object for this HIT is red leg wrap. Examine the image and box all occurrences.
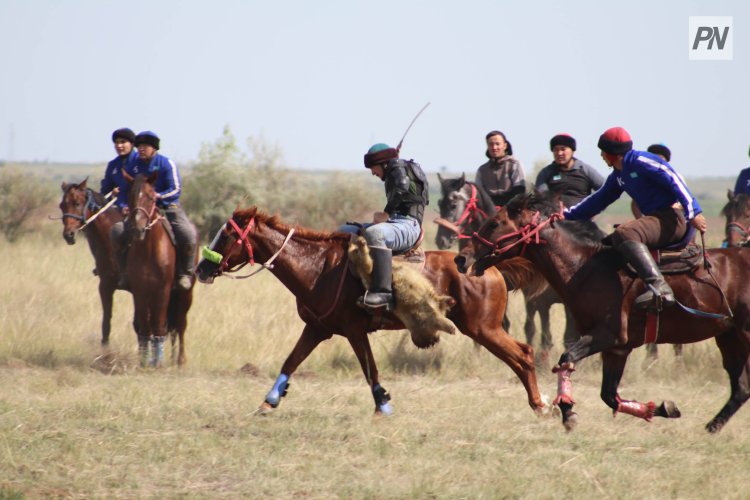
[616,399,656,422]
[552,363,576,406]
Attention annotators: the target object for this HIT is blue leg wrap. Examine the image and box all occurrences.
[138,336,150,368]
[372,384,393,415]
[265,373,290,408]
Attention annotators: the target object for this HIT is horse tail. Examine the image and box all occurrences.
[495,257,548,298]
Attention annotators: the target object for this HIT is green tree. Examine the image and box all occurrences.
[0,167,55,242]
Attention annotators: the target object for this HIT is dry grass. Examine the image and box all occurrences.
[1,230,748,499]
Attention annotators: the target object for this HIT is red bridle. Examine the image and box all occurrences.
[220,217,256,271]
[455,185,489,240]
[472,211,564,257]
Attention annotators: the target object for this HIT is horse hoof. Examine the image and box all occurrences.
[657,400,681,419]
[257,402,274,416]
[374,403,393,416]
[563,412,578,432]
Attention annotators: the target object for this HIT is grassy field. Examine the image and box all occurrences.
[1,213,749,498]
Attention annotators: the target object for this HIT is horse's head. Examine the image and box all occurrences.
[59,178,90,244]
[434,173,468,249]
[721,190,750,247]
[126,172,160,241]
[454,191,561,276]
[196,207,259,284]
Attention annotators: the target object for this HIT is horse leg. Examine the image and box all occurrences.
[259,324,333,414]
[645,343,658,359]
[99,280,114,346]
[346,331,392,415]
[554,330,622,430]
[523,299,537,347]
[538,303,553,366]
[472,324,545,414]
[705,331,750,433]
[599,350,676,423]
[562,305,579,351]
[673,343,683,357]
[150,335,166,368]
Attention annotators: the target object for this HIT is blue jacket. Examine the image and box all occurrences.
[565,150,702,221]
[132,153,183,207]
[101,150,139,209]
[734,167,750,196]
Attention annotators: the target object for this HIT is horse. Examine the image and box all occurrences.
[195,206,548,416]
[59,178,125,346]
[721,190,750,248]
[434,173,577,363]
[124,172,193,367]
[455,191,750,433]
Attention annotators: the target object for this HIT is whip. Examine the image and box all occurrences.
[395,102,431,153]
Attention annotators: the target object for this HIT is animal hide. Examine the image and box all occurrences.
[348,237,457,348]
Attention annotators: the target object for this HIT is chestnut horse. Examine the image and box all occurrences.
[434,173,579,363]
[59,179,125,345]
[721,190,750,248]
[456,192,750,433]
[196,206,547,416]
[125,173,193,367]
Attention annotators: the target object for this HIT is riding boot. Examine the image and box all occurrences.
[618,240,675,310]
[359,246,394,311]
[176,243,196,290]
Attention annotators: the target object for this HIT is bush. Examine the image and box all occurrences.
[182,126,382,240]
[0,167,55,242]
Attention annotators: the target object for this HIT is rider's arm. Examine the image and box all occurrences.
[383,163,411,215]
[564,172,622,221]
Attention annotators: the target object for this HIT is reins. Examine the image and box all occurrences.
[472,210,564,257]
[221,218,296,279]
[55,188,117,229]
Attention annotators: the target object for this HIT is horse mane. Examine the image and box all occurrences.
[507,191,606,248]
[234,207,351,243]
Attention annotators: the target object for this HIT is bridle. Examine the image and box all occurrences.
[130,190,163,232]
[725,220,750,246]
[436,184,489,240]
[203,216,295,279]
[59,188,117,230]
[472,210,564,259]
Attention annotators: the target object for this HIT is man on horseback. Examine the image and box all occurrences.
[112,131,197,290]
[101,128,138,211]
[733,147,750,196]
[564,127,707,310]
[339,143,428,311]
[535,133,604,207]
[474,130,526,207]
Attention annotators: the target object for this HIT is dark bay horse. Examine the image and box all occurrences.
[434,173,576,363]
[456,192,750,433]
[59,179,124,345]
[196,206,547,416]
[722,190,750,248]
[125,173,192,367]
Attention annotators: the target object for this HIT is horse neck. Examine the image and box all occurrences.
[524,226,597,296]
[251,223,348,300]
[82,200,121,267]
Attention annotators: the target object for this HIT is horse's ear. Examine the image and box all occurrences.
[122,168,134,184]
[728,188,734,201]
[147,171,159,185]
[437,172,444,184]
[458,172,466,187]
[61,181,69,192]
[79,177,88,190]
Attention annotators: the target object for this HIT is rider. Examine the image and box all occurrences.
[112,131,197,290]
[631,143,673,219]
[339,143,428,311]
[535,133,604,207]
[101,127,138,209]
[733,147,750,196]
[474,130,526,207]
[564,127,707,310]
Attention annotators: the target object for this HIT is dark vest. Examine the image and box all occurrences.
[384,159,429,224]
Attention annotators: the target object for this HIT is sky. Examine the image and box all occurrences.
[0,0,747,178]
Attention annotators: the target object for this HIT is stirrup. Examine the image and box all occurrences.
[634,284,674,311]
[357,291,395,312]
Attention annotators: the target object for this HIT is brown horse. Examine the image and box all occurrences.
[59,178,125,345]
[721,190,750,248]
[125,172,193,367]
[456,191,750,433]
[434,174,580,363]
[195,206,547,416]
